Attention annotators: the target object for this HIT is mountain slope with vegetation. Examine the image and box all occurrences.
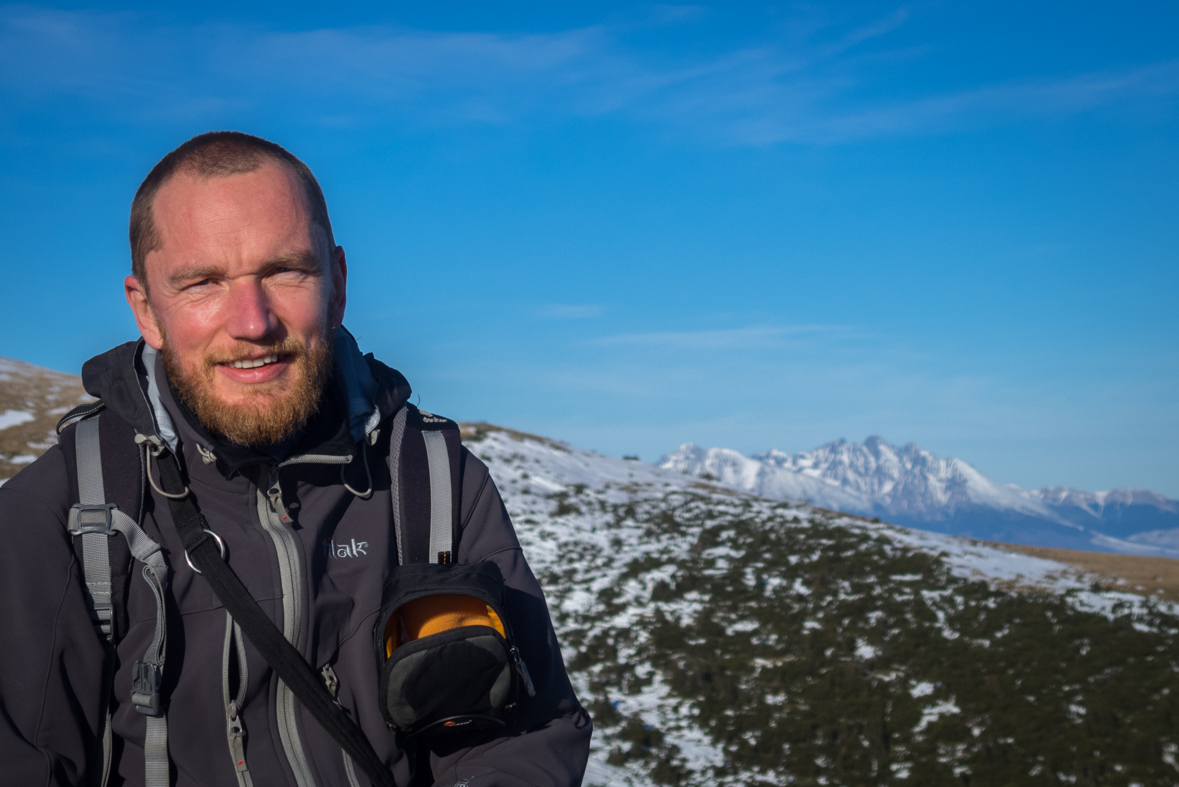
[464,424,1179,786]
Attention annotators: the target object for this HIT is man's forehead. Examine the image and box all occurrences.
[148,164,324,265]
[153,163,308,227]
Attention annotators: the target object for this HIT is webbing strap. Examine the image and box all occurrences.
[75,417,105,502]
[386,407,408,566]
[422,430,453,564]
[144,718,169,786]
[98,711,112,787]
[154,452,397,787]
[76,419,114,639]
[135,563,168,689]
[71,417,171,787]
[73,418,115,787]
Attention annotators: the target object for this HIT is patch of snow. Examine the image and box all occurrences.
[854,638,878,660]
[1162,742,1178,772]
[914,699,961,734]
[727,619,760,634]
[880,523,1179,621]
[891,762,912,779]
[0,410,35,430]
[910,681,935,698]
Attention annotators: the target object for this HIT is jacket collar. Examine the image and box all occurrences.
[80,328,412,479]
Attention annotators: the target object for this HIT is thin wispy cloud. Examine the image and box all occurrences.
[538,304,605,320]
[588,325,849,350]
[807,60,1179,142]
[2,5,1176,144]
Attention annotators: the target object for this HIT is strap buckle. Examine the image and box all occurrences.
[184,529,226,574]
[67,503,118,536]
[131,660,164,717]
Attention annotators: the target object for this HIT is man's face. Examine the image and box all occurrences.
[125,162,347,446]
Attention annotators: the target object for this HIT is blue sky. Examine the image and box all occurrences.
[1,1,1177,495]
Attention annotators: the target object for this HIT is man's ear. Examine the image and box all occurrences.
[329,245,348,328]
[125,275,164,349]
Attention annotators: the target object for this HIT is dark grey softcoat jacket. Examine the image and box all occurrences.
[0,333,590,786]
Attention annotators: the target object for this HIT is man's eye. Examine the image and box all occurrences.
[189,279,213,288]
[270,267,313,282]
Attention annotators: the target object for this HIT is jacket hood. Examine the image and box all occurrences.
[80,329,412,461]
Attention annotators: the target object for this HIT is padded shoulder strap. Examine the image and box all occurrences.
[387,404,463,566]
[73,417,117,640]
[60,405,142,642]
[65,412,172,787]
[58,400,106,434]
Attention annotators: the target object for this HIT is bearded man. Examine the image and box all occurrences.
[0,132,591,787]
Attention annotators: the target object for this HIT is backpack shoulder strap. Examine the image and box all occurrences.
[387,404,464,566]
[57,400,107,434]
[58,403,142,642]
[62,407,172,787]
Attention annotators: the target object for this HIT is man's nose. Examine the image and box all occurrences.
[224,280,279,341]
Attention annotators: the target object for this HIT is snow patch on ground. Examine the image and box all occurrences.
[0,410,34,430]
[914,699,961,734]
[879,523,1179,621]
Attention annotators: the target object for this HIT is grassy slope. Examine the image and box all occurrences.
[992,543,1179,602]
[0,357,89,480]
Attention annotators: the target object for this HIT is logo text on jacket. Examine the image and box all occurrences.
[324,538,369,559]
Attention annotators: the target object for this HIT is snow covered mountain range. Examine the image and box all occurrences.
[660,437,1179,556]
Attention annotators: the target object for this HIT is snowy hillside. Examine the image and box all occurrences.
[465,424,1179,785]
[660,437,1179,557]
[0,356,89,483]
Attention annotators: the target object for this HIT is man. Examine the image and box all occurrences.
[0,132,591,786]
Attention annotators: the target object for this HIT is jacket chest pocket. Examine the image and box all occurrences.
[311,518,394,666]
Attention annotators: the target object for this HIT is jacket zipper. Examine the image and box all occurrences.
[510,646,537,698]
[257,465,317,787]
[321,664,362,787]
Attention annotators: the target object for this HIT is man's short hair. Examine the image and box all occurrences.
[129,131,335,291]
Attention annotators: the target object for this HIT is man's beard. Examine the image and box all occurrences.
[161,329,334,448]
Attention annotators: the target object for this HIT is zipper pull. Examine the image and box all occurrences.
[510,647,536,698]
[226,701,248,772]
[266,467,293,524]
[321,663,344,709]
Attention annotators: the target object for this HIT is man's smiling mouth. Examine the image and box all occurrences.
[227,354,284,370]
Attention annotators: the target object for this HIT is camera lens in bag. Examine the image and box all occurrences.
[375,562,529,736]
